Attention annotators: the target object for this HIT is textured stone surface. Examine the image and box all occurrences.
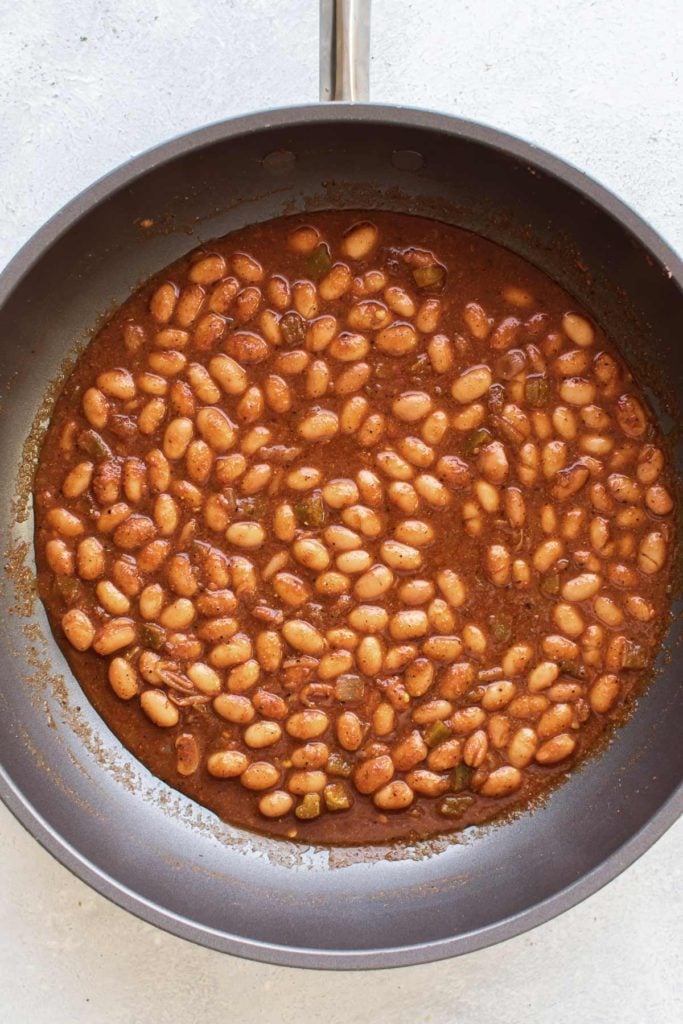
[1,1,681,1020]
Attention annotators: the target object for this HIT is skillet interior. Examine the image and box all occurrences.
[0,105,681,969]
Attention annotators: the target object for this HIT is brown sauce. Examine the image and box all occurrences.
[33,212,676,843]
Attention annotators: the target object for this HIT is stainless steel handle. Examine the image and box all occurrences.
[319,0,371,102]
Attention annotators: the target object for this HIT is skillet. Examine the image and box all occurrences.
[0,0,681,968]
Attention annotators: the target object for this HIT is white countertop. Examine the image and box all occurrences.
[1,1,681,1020]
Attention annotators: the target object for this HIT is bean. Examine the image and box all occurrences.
[387,609,427,641]
[463,302,492,339]
[588,673,620,714]
[140,688,180,728]
[422,636,463,663]
[259,791,294,817]
[48,507,84,538]
[189,254,226,285]
[150,281,178,323]
[452,365,492,403]
[463,729,488,767]
[209,634,253,669]
[288,770,327,795]
[562,312,594,347]
[638,531,666,574]
[207,750,248,778]
[351,636,380,678]
[227,658,260,692]
[336,549,372,574]
[354,412,384,448]
[108,657,139,700]
[414,474,450,508]
[348,605,389,634]
[336,711,365,751]
[373,780,414,810]
[375,322,417,356]
[401,659,434,699]
[427,738,462,772]
[535,733,576,764]
[184,662,221,697]
[479,766,522,797]
[244,720,282,748]
[319,263,352,301]
[462,624,487,656]
[561,572,602,602]
[389,730,426,771]
[594,594,624,627]
[645,483,674,516]
[425,334,453,374]
[434,572,468,612]
[282,620,326,656]
[354,564,394,600]
[507,727,538,768]
[215,692,254,724]
[298,409,339,441]
[392,391,434,423]
[399,437,434,469]
[226,522,266,549]
[478,679,515,711]
[96,580,131,616]
[354,755,394,794]
[537,703,574,739]
[625,595,654,622]
[384,647,417,674]
[342,504,383,538]
[46,538,74,576]
[287,224,320,254]
[240,761,280,790]
[287,466,322,490]
[342,221,379,259]
[82,387,109,429]
[62,609,95,651]
[93,618,135,655]
[486,544,511,586]
[415,298,442,334]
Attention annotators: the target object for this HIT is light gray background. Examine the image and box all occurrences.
[1,1,681,1021]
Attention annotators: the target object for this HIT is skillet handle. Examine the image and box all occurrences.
[319,0,371,102]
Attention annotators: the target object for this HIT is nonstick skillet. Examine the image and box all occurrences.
[0,0,681,969]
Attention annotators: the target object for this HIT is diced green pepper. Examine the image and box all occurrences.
[450,763,472,793]
[559,660,586,679]
[140,623,165,651]
[294,490,326,528]
[440,794,473,819]
[54,575,81,603]
[489,613,512,644]
[541,572,560,596]
[622,643,648,669]
[295,793,322,820]
[78,429,111,460]
[439,794,475,818]
[323,782,351,812]
[280,311,306,346]
[412,265,446,290]
[488,383,505,412]
[236,494,267,519]
[525,376,550,407]
[306,243,332,280]
[333,674,364,702]
[464,427,493,455]
[423,720,451,748]
[327,752,353,777]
